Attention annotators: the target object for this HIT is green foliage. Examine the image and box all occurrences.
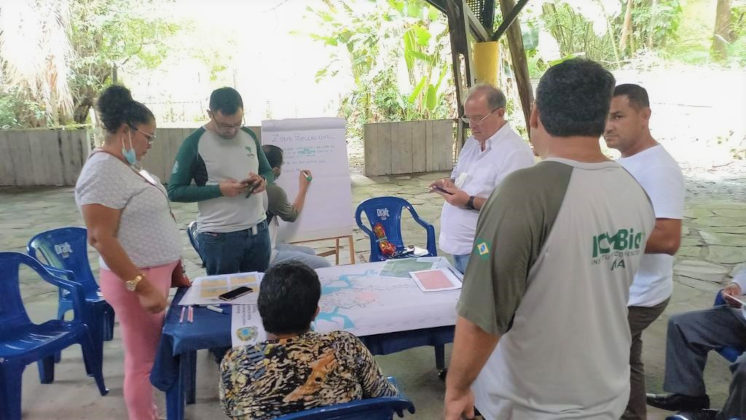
[0,0,181,127]
[0,87,44,129]
[67,0,180,123]
[532,0,684,67]
[733,4,746,38]
[626,0,682,50]
[725,3,746,65]
[540,3,618,65]
[0,86,48,129]
[305,0,454,140]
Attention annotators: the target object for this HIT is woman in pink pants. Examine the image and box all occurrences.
[76,85,183,420]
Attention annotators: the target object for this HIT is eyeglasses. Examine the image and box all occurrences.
[131,126,156,144]
[214,120,244,130]
[460,107,500,125]
[209,110,244,130]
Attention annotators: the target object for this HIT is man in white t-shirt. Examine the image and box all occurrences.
[429,84,534,273]
[604,83,685,420]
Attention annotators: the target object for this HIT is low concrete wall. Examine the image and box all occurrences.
[2,121,458,185]
[0,126,263,186]
[0,128,91,186]
[363,119,455,176]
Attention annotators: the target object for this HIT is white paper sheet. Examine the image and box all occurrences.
[230,304,267,348]
[179,272,262,306]
[261,118,353,243]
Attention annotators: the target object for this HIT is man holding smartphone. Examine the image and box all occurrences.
[429,84,534,273]
[168,87,275,275]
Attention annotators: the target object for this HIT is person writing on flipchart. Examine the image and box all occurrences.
[262,144,331,269]
[429,84,534,273]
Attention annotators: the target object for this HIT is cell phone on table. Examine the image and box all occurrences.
[429,185,453,195]
[218,286,254,301]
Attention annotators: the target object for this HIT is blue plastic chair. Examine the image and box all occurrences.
[27,227,115,365]
[276,377,414,419]
[0,252,108,420]
[355,197,437,262]
[714,290,745,362]
[187,221,205,267]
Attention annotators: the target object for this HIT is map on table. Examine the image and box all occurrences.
[229,257,460,347]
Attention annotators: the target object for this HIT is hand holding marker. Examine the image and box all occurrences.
[302,170,312,181]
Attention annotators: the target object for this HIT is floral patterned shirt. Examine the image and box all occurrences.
[219,330,397,419]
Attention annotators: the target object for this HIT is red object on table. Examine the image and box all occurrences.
[373,222,396,257]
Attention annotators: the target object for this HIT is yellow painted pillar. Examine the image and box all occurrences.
[473,41,500,87]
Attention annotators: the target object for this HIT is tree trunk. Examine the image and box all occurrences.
[711,0,733,60]
[648,0,657,49]
[73,99,93,124]
[619,0,634,55]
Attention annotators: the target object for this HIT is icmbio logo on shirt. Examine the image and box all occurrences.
[591,228,645,258]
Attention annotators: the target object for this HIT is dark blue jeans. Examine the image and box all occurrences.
[197,220,271,275]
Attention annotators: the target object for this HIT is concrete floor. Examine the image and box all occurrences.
[3,167,745,419]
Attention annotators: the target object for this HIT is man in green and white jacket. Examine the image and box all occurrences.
[168,87,274,275]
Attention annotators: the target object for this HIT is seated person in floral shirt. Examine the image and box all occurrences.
[219,261,397,419]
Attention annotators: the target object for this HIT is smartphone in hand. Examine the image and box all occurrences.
[723,293,746,307]
[218,286,254,301]
[243,179,258,197]
[429,185,454,195]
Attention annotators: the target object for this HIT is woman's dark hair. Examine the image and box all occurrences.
[96,85,154,134]
[262,144,284,168]
[258,261,321,335]
[535,58,615,137]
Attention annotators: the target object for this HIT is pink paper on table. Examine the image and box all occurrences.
[414,270,453,290]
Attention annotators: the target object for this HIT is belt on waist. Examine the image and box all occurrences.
[245,220,267,235]
[202,220,267,236]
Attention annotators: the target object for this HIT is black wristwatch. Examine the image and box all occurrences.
[466,195,476,210]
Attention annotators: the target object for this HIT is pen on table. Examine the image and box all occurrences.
[188,306,194,323]
[302,170,312,181]
[179,306,186,323]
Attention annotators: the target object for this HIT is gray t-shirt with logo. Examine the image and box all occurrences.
[458,158,655,419]
[75,153,182,269]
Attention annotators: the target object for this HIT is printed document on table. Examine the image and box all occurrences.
[179,272,262,306]
[231,304,267,348]
[410,268,462,292]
